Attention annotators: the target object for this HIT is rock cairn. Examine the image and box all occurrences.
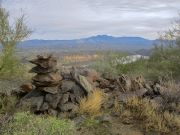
[20,55,92,117]
[30,55,62,94]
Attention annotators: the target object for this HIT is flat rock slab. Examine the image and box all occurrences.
[37,86,59,94]
[29,55,57,69]
[30,66,57,74]
[32,72,62,87]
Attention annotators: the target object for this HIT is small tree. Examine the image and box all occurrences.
[0,7,31,78]
[149,14,180,79]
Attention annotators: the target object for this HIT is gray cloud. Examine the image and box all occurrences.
[2,0,180,39]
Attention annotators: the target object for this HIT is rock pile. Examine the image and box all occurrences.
[20,55,96,117]
[94,74,179,113]
[30,55,62,94]
[19,55,179,117]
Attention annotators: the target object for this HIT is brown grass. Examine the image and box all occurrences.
[124,97,180,133]
[78,89,105,116]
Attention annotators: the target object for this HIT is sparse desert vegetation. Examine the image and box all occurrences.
[0,3,180,135]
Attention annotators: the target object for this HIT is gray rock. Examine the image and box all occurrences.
[22,89,45,99]
[135,88,148,97]
[40,102,49,111]
[61,81,76,93]
[60,69,72,80]
[38,86,59,94]
[96,114,112,123]
[58,102,76,112]
[60,93,70,104]
[45,93,62,109]
[78,75,94,93]
[21,96,44,111]
[69,94,76,103]
[48,109,58,116]
[30,66,57,74]
[58,112,68,119]
[72,85,86,103]
[32,72,62,87]
[73,115,86,126]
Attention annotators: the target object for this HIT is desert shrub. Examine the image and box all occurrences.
[0,54,28,79]
[158,80,180,112]
[148,45,180,79]
[0,7,31,79]
[124,97,180,133]
[91,51,127,76]
[2,112,75,135]
[92,47,180,80]
[116,58,149,76]
[78,89,105,116]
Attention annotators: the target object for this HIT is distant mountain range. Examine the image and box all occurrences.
[18,35,158,52]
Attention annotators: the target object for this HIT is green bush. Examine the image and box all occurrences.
[92,46,180,80]
[0,54,27,79]
[91,51,127,77]
[148,46,180,79]
[0,7,31,80]
[2,112,75,135]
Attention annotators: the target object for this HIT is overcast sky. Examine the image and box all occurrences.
[2,0,180,40]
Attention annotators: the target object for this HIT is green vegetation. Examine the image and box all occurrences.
[0,94,17,114]
[0,7,31,79]
[92,28,180,80]
[1,112,75,135]
[91,51,128,76]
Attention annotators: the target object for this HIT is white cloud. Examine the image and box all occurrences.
[2,0,180,39]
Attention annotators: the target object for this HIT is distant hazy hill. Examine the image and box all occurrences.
[18,35,157,52]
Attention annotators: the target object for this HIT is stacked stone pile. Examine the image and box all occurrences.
[19,55,180,117]
[20,55,93,117]
[30,55,62,94]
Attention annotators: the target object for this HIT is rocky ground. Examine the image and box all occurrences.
[1,55,180,135]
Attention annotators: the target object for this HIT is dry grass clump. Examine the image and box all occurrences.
[78,89,105,116]
[157,79,180,113]
[161,79,180,103]
[124,97,180,133]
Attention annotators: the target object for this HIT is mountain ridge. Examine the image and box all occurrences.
[18,35,157,51]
